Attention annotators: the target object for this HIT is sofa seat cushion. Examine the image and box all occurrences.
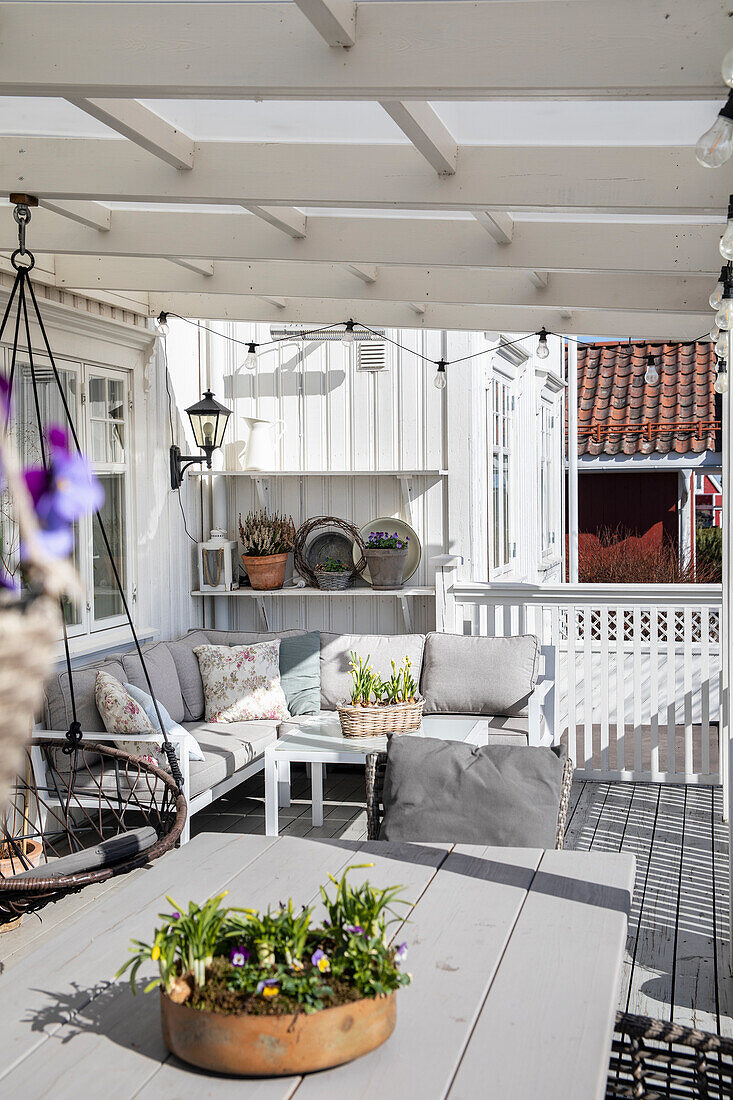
[420,632,540,718]
[121,642,185,725]
[379,737,567,847]
[319,632,426,711]
[183,721,278,799]
[485,714,530,746]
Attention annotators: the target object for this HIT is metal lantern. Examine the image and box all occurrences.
[170,389,232,488]
[197,529,238,592]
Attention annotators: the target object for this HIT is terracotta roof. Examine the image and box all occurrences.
[574,341,719,457]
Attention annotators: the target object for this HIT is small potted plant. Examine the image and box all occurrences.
[363,530,410,590]
[238,509,295,590]
[313,555,353,591]
[116,867,411,1077]
[337,652,423,737]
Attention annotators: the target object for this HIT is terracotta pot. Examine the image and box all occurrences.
[364,547,409,590]
[242,552,289,591]
[161,989,396,1076]
[0,838,43,932]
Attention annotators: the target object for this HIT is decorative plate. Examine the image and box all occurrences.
[305,529,355,573]
[354,518,421,585]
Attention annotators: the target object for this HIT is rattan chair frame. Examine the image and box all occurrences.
[607,1011,733,1099]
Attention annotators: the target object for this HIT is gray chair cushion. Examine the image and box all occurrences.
[183,721,278,799]
[420,632,540,717]
[13,827,158,879]
[121,642,185,725]
[166,630,212,721]
[379,737,567,847]
[43,658,126,733]
[278,632,321,715]
[320,632,426,711]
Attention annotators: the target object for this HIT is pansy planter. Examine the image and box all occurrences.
[363,546,409,590]
[160,988,397,1076]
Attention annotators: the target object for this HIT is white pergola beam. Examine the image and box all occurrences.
[292,0,356,47]
[241,206,307,239]
[473,211,514,245]
[344,263,378,284]
[15,209,724,275]
[146,292,709,340]
[528,270,549,289]
[379,102,457,175]
[168,257,215,277]
[38,199,111,232]
[0,3,724,99]
[4,138,727,214]
[53,256,714,315]
[66,99,194,170]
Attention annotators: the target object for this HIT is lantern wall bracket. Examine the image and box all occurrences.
[169,445,211,490]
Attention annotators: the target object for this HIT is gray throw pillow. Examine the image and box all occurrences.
[279,632,321,716]
[420,632,540,717]
[379,736,567,848]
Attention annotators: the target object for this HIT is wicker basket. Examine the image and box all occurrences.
[314,568,353,591]
[337,699,424,738]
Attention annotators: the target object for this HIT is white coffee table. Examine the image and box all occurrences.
[264,713,487,836]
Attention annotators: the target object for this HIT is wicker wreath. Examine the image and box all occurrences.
[293,516,367,588]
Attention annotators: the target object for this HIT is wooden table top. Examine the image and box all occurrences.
[0,832,634,1099]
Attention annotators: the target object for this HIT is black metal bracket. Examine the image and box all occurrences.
[170,444,209,489]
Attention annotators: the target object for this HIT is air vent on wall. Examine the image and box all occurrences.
[357,341,387,371]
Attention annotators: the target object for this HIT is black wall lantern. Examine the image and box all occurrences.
[170,389,232,489]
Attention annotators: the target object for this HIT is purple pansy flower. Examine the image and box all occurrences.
[311,948,330,973]
[394,942,408,964]
[344,924,365,936]
[230,946,250,967]
[24,426,103,559]
[171,911,181,920]
[256,978,279,998]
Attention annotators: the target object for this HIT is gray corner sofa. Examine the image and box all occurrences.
[40,628,556,843]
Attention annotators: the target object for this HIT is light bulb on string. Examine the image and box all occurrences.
[715,359,729,394]
[644,353,659,386]
[536,327,550,360]
[710,325,721,343]
[697,93,733,168]
[342,319,355,345]
[156,311,170,337]
[244,342,258,370]
[434,359,447,390]
[715,270,733,330]
[721,197,733,260]
[723,48,733,88]
[710,265,730,309]
[715,331,728,358]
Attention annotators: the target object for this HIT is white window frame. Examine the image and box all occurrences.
[488,369,515,578]
[1,344,136,642]
[539,397,556,562]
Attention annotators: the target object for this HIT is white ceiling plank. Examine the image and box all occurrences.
[19,210,724,276]
[292,0,356,48]
[168,257,215,277]
[473,211,514,244]
[242,206,307,239]
[146,292,710,340]
[66,99,194,170]
[38,199,111,232]
[52,256,713,314]
[0,3,724,100]
[528,271,549,289]
[4,137,727,214]
[379,102,457,175]
[345,263,378,284]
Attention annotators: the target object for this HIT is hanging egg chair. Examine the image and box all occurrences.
[0,196,186,927]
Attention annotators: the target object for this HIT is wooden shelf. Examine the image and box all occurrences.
[191,586,435,598]
[190,469,448,478]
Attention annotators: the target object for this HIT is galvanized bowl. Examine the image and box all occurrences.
[161,989,397,1076]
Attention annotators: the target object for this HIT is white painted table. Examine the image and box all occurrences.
[264,714,487,836]
[0,833,634,1099]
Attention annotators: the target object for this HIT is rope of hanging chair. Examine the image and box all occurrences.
[1,250,185,794]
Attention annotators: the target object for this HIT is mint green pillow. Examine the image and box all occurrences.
[279,632,321,715]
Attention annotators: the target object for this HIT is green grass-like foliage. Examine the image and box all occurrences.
[348,651,418,705]
[115,866,411,1015]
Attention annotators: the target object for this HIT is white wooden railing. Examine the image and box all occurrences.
[437,573,723,785]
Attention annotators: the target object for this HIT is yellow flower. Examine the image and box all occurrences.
[317,957,330,973]
[151,945,161,961]
[263,985,279,999]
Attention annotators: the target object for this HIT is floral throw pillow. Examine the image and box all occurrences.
[95,670,168,771]
[193,641,291,723]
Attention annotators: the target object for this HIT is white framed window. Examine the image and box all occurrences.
[539,400,554,560]
[2,348,134,640]
[488,374,514,576]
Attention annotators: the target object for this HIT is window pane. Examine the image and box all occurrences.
[93,474,125,621]
[502,454,510,565]
[61,521,83,628]
[493,454,500,568]
[107,378,124,421]
[91,420,125,463]
[17,364,77,466]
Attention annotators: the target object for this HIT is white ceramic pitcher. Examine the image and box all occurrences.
[238,416,286,471]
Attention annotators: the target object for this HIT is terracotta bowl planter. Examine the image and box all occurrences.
[0,838,43,932]
[161,989,397,1076]
[242,552,289,591]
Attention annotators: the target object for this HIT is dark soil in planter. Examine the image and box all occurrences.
[188,957,366,1017]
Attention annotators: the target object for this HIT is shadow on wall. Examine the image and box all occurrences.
[223,341,346,402]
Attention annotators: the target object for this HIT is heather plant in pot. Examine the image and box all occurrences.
[238,509,295,590]
[364,530,409,590]
[116,866,411,1077]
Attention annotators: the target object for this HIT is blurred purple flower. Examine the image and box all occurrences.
[230,946,250,967]
[344,924,364,936]
[24,426,103,559]
[395,942,408,964]
[0,373,11,420]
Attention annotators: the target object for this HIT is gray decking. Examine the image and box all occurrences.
[191,767,733,1037]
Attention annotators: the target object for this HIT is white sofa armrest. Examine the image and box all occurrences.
[527,644,557,747]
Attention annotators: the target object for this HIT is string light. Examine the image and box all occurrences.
[155,311,170,337]
[710,265,730,309]
[433,359,447,390]
[715,357,729,394]
[644,353,659,386]
[696,92,733,168]
[244,342,258,370]
[715,331,728,358]
[536,327,550,360]
[720,196,733,260]
[342,319,355,345]
[715,270,733,329]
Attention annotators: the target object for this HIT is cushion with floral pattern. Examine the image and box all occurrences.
[95,670,169,771]
[193,641,290,723]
